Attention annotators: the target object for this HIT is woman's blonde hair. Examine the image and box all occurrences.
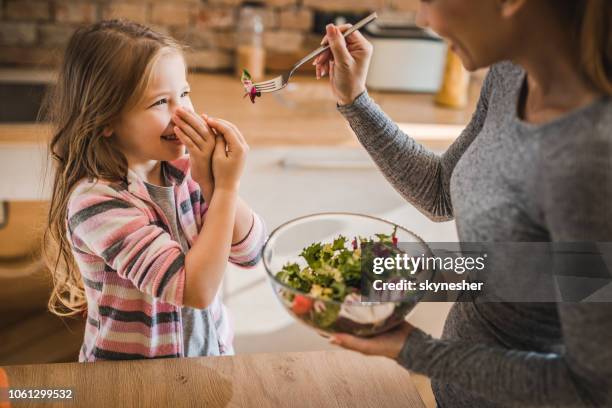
[43,20,184,317]
[558,0,612,94]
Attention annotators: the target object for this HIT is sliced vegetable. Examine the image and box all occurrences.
[313,303,340,328]
[292,294,313,315]
[240,69,261,104]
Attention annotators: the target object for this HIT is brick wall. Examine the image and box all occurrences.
[0,0,418,73]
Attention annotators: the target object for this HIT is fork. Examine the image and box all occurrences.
[252,12,378,94]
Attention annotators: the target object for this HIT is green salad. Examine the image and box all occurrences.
[275,227,410,307]
[273,227,422,335]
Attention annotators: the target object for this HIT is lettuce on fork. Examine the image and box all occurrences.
[240,69,261,104]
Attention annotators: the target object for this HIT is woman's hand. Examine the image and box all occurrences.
[313,23,374,106]
[330,321,415,360]
[173,107,216,204]
[205,116,249,193]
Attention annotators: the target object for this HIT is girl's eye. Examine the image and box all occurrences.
[149,91,189,108]
[151,98,167,107]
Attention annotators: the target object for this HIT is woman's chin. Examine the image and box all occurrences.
[449,44,472,71]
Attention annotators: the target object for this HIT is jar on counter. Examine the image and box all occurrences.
[435,49,470,109]
[235,1,266,80]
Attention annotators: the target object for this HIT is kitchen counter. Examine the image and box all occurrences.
[2,350,425,408]
[0,71,479,200]
[0,70,479,149]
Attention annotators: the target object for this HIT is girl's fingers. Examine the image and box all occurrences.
[176,108,213,143]
[200,114,216,144]
[186,109,214,140]
[205,117,245,151]
[213,134,227,157]
[173,115,204,150]
[202,113,221,137]
[206,117,235,141]
[174,126,196,151]
[216,118,247,145]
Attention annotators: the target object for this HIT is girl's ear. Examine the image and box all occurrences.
[102,126,113,138]
[499,0,527,19]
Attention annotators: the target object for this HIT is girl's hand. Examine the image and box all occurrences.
[206,116,249,193]
[173,107,216,204]
[313,24,374,106]
[329,321,415,360]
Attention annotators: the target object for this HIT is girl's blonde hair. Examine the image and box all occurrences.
[557,0,612,94]
[43,20,184,317]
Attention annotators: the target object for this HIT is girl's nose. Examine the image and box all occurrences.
[171,105,186,120]
[181,100,194,111]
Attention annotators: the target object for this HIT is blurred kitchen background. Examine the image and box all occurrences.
[0,1,485,406]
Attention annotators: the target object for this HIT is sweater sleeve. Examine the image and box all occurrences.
[337,67,495,222]
[228,212,266,268]
[398,303,611,407]
[199,190,266,268]
[67,181,185,306]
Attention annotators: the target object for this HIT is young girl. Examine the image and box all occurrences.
[44,20,266,361]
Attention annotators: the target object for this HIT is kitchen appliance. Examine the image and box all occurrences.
[365,19,447,93]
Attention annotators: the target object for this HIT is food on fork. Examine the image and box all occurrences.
[240,69,261,104]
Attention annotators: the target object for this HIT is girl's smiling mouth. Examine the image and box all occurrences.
[161,133,182,144]
[161,133,177,140]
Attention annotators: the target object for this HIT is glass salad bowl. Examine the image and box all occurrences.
[262,212,435,337]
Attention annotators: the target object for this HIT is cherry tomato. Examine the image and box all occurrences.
[292,295,313,315]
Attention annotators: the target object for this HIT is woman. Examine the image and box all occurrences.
[313,0,611,406]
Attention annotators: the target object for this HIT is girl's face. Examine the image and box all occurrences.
[110,50,193,165]
[416,0,520,71]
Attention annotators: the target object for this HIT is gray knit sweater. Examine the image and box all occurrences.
[337,62,612,407]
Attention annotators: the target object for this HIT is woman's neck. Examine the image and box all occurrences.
[512,15,602,124]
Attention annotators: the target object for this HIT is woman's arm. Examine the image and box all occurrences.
[316,23,494,221]
[336,68,495,222]
[397,302,611,406]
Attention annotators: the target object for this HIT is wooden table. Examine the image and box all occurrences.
[2,350,425,408]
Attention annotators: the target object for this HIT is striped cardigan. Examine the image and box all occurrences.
[66,157,266,361]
